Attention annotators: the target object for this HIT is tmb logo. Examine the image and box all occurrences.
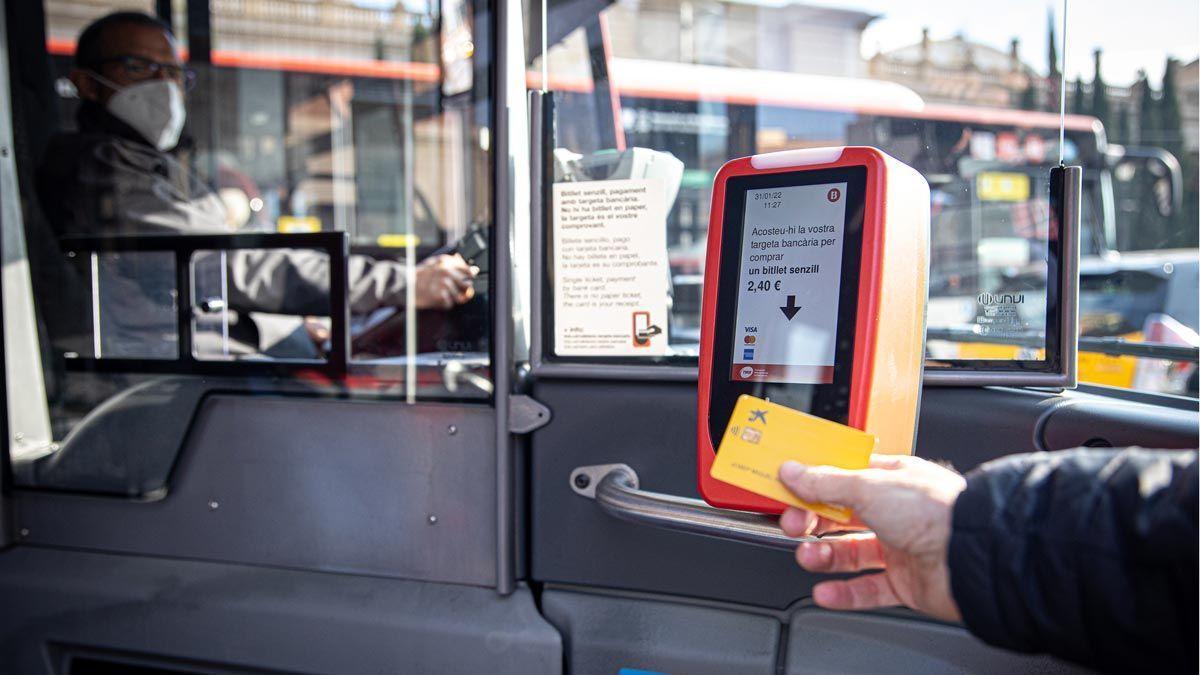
[976,292,1025,305]
[827,187,841,203]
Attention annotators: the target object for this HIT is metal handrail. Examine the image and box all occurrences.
[570,464,858,551]
[1077,336,1199,362]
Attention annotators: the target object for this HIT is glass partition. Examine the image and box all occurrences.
[535,0,1199,395]
[3,0,496,496]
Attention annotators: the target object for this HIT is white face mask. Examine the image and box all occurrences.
[91,74,186,151]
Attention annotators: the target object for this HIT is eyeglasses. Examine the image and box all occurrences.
[95,55,198,91]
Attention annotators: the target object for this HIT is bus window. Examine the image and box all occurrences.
[46,1,156,43]
[4,1,494,494]
[536,0,1199,395]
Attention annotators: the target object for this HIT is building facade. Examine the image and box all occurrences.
[868,29,1036,108]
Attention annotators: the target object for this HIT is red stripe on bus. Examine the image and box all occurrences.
[48,36,1097,132]
[47,38,440,82]
[611,82,1097,132]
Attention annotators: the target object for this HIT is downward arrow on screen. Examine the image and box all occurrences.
[780,295,801,320]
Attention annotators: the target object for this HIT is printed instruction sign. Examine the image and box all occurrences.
[731,182,847,384]
[553,179,670,356]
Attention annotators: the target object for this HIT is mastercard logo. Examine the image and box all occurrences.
[744,335,756,345]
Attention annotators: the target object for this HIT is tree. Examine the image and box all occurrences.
[1137,71,1157,145]
[1090,49,1110,131]
[1158,58,1184,161]
[1045,9,1061,112]
[1115,105,1132,145]
[1019,81,1039,110]
[1071,77,1086,115]
[1157,58,1194,248]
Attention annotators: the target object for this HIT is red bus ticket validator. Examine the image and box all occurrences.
[698,147,930,513]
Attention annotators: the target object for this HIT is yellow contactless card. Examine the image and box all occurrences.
[710,394,876,523]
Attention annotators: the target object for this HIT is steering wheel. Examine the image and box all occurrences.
[350,221,490,359]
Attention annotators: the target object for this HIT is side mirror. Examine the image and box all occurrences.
[1106,145,1183,245]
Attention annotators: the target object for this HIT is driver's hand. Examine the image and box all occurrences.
[778,454,966,622]
[414,253,478,310]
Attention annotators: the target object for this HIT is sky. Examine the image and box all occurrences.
[804,0,1199,86]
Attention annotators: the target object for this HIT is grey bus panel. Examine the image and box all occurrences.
[14,395,498,586]
[785,610,1089,674]
[0,547,561,674]
[542,588,779,675]
[530,378,1198,608]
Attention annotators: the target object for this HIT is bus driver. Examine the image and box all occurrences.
[36,11,476,358]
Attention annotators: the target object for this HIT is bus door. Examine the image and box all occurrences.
[521,3,1199,674]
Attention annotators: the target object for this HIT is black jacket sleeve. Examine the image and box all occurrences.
[225,249,412,316]
[947,447,1198,674]
[40,130,416,319]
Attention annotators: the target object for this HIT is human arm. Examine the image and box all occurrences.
[778,448,1198,674]
[947,448,1197,673]
[37,134,475,316]
[225,250,476,316]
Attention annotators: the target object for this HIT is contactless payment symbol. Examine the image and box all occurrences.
[738,366,754,379]
[631,311,662,347]
[827,187,841,202]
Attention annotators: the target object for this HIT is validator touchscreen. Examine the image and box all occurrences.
[706,167,864,447]
[730,182,849,385]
